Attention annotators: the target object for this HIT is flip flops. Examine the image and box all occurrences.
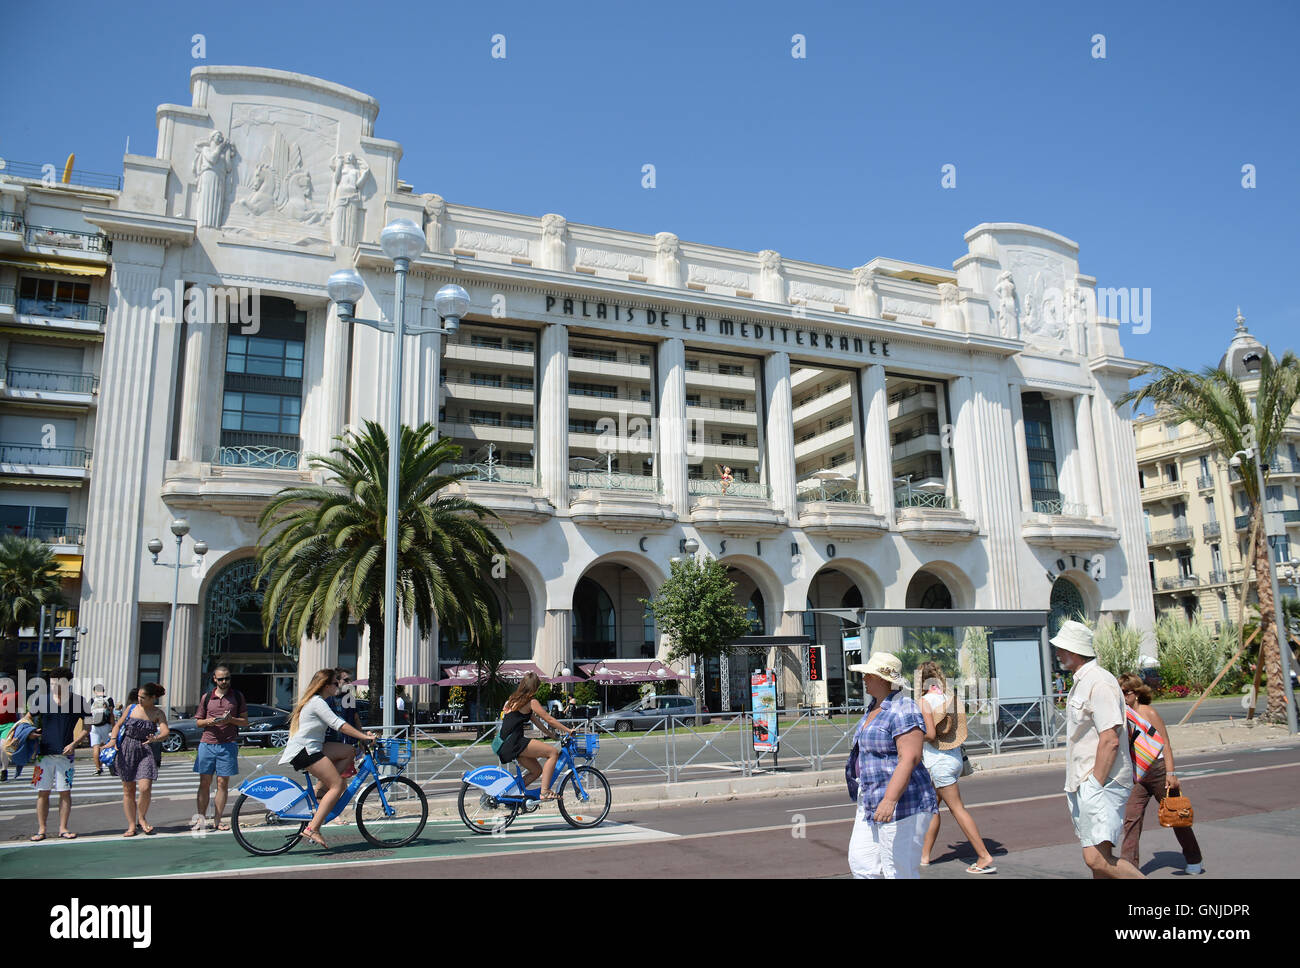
[29,833,45,842]
[966,863,997,874]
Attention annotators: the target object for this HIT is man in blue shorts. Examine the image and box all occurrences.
[192,666,247,831]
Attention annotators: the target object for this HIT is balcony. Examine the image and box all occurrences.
[214,445,303,470]
[793,420,854,460]
[1140,480,1188,503]
[0,442,92,480]
[1,366,98,406]
[162,453,314,519]
[1205,569,1228,585]
[1031,498,1089,516]
[795,485,885,540]
[438,462,551,525]
[891,491,977,543]
[568,472,675,533]
[1146,525,1194,546]
[1202,521,1222,539]
[689,478,787,537]
[4,523,85,552]
[1022,499,1119,550]
[1235,514,1250,531]
[886,386,939,421]
[0,212,23,241]
[1157,575,1199,591]
[12,296,108,334]
[1196,475,1215,492]
[24,224,110,262]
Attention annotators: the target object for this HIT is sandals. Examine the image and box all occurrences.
[966,863,997,874]
[140,825,156,835]
[123,829,137,838]
[215,821,230,832]
[301,827,329,849]
[540,790,559,801]
[58,831,77,840]
[29,833,46,842]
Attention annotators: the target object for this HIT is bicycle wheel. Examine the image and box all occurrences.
[230,793,306,856]
[457,782,518,835]
[355,775,428,847]
[556,766,611,828]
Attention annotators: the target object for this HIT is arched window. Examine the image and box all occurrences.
[746,591,766,635]
[573,577,616,658]
[1049,577,1086,638]
[803,597,816,642]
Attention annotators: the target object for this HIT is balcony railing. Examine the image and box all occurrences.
[214,446,302,470]
[892,424,940,445]
[796,484,871,505]
[25,224,110,254]
[0,285,13,306]
[3,523,85,546]
[1206,569,1228,585]
[17,297,108,323]
[443,462,537,485]
[887,384,936,404]
[0,212,23,234]
[1,160,122,190]
[895,491,953,510]
[1147,525,1194,544]
[1202,521,1222,539]
[2,367,98,394]
[1196,475,1215,491]
[569,471,660,493]
[1158,575,1199,591]
[1140,480,1187,500]
[1235,514,1250,531]
[0,443,92,468]
[1032,498,1090,516]
[688,479,771,500]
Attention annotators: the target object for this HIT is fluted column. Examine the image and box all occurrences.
[80,260,166,699]
[968,375,1024,607]
[657,337,689,516]
[176,316,211,462]
[948,377,980,525]
[763,351,798,519]
[1008,385,1032,512]
[538,609,572,677]
[1074,393,1103,516]
[538,324,570,509]
[305,303,349,454]
[167,604,201,710]
[298,632,331,685]
[858,364,894,524]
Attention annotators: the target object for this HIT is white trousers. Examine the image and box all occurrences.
[848,809,929,879]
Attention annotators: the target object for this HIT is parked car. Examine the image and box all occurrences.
[593,695,710,732]
[161,704,291,753]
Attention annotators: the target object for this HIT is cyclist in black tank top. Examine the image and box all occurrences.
[498,672,574,799]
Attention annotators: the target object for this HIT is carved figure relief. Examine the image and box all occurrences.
[852,265,881,317]
[655,232,682,288]
[758,249,783,302]
[938,283,966,331]
[192,131,236,229]
[540,214,568,270]
[422,193,446,252]
[329,152,371,248]
[994,270,1018,339]
[789,281,846,306]
[1006,249,1069,348]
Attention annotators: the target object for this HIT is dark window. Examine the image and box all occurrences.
[470,334,503,349]
[506,413,533,428]
[1022,392,1060,504]
[721,432,748,446]
[569,418,599,434]
[572,578,616,659]
[718,363,744,376]
[570,382,618,398]
[222,392,300,434]
[470,372,501,387]
[505,376,534,391]
[686,394,701,407]
[20,277,91,305]
[507,339,534,352]
[469,410,502,426]
[138,621,164,685]
[220,297,304,453]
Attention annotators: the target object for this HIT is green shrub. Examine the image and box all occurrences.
[1154,613,1237,694]
[573,681,599,707]
[1088,618,1143,679]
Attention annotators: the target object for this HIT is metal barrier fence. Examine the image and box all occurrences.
[379,696,1068,792]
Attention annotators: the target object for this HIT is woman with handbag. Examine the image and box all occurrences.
[915,662,996,873]
[1116,673,1203,875]
[105,682,170,836]
[845,653,937,879]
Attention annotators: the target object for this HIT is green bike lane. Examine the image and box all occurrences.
[0,813,676,878]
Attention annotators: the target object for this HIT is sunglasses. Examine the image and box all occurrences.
[214,677,230,683]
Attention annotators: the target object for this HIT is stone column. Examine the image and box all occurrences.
[167,604,201,711]
[538,609,572,679]
[947,377,980,525]
[967,374,1025,608]
[763,352,798,519]
[1051,397,1083,509]
[538,324,569,509]
[858,364,894,523]
[305,303,349,454]
[298,632,331,686]
[1008,385,1032,512]
[176,314,212,462]
[658,337,689,516]
[79,260,166,699]
[1074,393,1104,516]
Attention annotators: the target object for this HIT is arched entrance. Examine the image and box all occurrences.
[569,560,658,710]
[902,568,959,683]
[203,558,296,708]
[1049,576,1087,639]
[805,566,876,705]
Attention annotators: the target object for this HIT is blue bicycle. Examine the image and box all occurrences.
[458,732,611,834]
[232,738,428,855]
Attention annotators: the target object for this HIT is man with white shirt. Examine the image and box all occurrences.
[1053,621,1144,879]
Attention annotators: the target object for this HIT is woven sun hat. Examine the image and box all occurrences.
[848,652,909,690]
[1050,620,1096,658]
[913,667,968,750]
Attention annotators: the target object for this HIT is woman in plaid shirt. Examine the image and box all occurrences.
[846,653,938,878]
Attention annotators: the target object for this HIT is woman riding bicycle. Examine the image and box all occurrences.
[281,669,376,847]
[497,672,573,800]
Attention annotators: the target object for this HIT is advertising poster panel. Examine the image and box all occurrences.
[751,669,779,753]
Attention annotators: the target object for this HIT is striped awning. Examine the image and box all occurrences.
[0,256,106,277]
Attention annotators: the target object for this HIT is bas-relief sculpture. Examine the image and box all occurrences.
[881,297,935,321]
[655,232,682,288]
[852,266,881,318]
[689,265,750,290]
[1006,248,1069,349]
[192,131,236,229]
[454,228,530,257]
[328,152,371,248]
[539,214,568,271]
[938,283,966,331]
[994,270,1018,340]
[788,281,846,306]
[575,247,644,273]
[758,249,783,302]
[422,193,446,252]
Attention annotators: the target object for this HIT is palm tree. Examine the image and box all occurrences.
[255,421,508,723]
[0,536,66,677]
[1120,347,1300,723]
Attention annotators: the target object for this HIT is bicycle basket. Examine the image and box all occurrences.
[574,733,600,757]
[374,738,413,767]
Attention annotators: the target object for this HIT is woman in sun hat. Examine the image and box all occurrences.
[845,652,938,879]
[915,661,996,873]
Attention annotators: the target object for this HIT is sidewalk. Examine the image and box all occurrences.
[430,719,1300,818]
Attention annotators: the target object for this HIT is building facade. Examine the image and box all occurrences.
[78,66,1155,710]
[1134,314,1300,629]
[0,161,119,675]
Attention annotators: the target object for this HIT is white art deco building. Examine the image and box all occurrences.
[78,66,1155,711]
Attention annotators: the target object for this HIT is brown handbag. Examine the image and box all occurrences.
[1158,785,1194,828]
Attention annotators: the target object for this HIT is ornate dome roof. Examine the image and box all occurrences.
[1218,308,1271,380]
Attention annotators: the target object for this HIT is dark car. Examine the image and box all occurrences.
[160,704,291,753]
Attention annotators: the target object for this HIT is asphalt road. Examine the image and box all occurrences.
[2,740,1295,879]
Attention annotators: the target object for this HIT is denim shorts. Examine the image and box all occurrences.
[922,745,963,789]
[193,741,240,777]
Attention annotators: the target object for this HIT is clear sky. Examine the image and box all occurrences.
[2,0,1296,382]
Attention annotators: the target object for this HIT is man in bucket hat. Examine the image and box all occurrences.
[1053,620,1143,879]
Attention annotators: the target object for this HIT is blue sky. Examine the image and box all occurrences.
[2,0,1296,378]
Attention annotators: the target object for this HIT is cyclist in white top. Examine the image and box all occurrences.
[283,669,376,847]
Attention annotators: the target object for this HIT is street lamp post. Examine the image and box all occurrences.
[327,218,469,733]
[1230,448,1298,733]
[146,518,208,721]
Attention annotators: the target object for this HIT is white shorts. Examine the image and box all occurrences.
[1067,774,1129,848]
[31,755,75,793]
[847,809,930,879]
[90,724,113,746]
[922,745,963,789]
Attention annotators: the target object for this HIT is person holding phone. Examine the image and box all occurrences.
[192,666,247,832]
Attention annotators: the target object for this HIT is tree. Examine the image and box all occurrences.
[0,536,66,678]
[1121,348,1300,722]
[642,555,752,717]
[255,421,507,724]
